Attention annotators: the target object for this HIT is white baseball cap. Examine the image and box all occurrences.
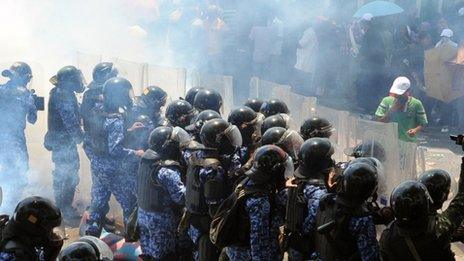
[361,13,373,21]
[389,76,411,95]
[440,28,454,38]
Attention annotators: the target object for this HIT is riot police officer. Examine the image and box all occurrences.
[185,87,204,106]
[193,88,223,114]
[183,118,242,260]
[130,85,167,127]
[418,169,452,212]
[261,113,291,135]
[283,138,334,260]
[0,62,38,212]
[85,77,141,237]
[228,106,262,163]
[165,99,196,129]
[314,162,380,260]
[137,126,190,260]
[225,145,293,260]
[261,127,304,164]
[81,62,118,135]
[45,65,85,219]
[185,109,221,141]
[300,117,334,140]
[0,196,63,260]
[380,158,464,261]
[260,99,289,117]
[58,236,113,260]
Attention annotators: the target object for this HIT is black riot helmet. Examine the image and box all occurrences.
[92,62,118,84]
[260,99,289,117]
[300,117,334,140]
[200,118,242,155]
[247,145,294,184]
[418,169,451,211]
[186,109,221,134]
[391,180,432,229]
[338,162,378,205]
[185,87,204,105]
[193,89,223,113]
[165,100,196,128]
[228,106,261,146]
[261,114,291,134]
[261,127,304,161]
[9,62,33,86]
[58,236,113,261]
[296,138,335,177]
[12,196,62,238]
[244,98,264,113]
[50,66,86,93]
[141,86,168,112]
[102,77,133,112]
[344,140,386,162]
[149,126,191,159]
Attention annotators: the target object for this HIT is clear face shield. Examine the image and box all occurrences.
[170,126,192,148]
[222,124,243,148]
[282,156,295,179]
[279,113,292,128]
[278,130,304,161]
[80,236,114,260]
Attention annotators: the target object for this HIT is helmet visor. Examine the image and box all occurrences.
[278,130,304,160]
[80,236,114,260]
[283,156,295,179]
[223,125,243,148]
[171,126,192,147]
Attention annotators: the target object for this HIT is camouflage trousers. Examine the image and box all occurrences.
[51,143,80,210]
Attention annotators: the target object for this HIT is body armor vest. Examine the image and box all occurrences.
[138,150,181,212]
[47,87,80,141]
[380,217,454,261]
[314,194,369,261]
[185,149,223,215]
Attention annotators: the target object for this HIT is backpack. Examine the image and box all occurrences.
[209,178,267,248]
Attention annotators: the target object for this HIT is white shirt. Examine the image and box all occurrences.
[295,27,318,73]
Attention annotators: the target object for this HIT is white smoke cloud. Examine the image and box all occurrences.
[0,0,161,76]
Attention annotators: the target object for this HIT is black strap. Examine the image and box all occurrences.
[404,236,422,261]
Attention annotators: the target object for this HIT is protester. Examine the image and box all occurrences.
[375,76,428,142]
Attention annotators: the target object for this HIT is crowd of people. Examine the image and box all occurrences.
[155,0,464,131]
[0,60,463,261]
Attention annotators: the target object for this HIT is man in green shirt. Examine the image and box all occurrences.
[375,76,428,142]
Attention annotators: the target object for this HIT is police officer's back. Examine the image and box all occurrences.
[225,145,293,260]
[137,126,190,259]
[314,162,380,261]
[284,138,334,259]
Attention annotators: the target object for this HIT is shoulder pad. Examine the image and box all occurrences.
[142,149,161,160]
[185,140,206,150]
[159,160,181,167]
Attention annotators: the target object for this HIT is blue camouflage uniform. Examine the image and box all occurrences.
[0,82,37,211]
[85,114,138,235]
[138,166,186,259]
[45,87,82,211]
[225,179,286,261]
